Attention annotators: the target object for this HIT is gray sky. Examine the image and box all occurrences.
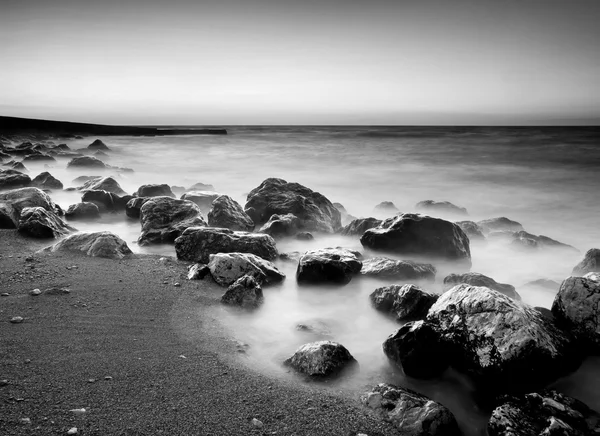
[1,0,599,125]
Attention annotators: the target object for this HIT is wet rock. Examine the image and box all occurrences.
[551,274,600,352]
[87,139,110,151]
[207,195,254,231]
[511,230,577,252]
[362,383,459,436]
[477,217,524,235]
[361,257,436,282]
[136,183,175,198]
[187,263,210,280]
[79,176,126,195]
[30,288,41,296]
[3,161,28,172]
[0,202,18,228]
[488,390,600,436]
[244,178,341,233]
[0,169,31,189]
[94,150,109,158]
[81,190,130,212]
[572,248,600,276]
[416,200,468,217]
[180,190,220,215]
[65,202,101,220]
[187,182,215,192]
[41,231,133,259]
[175,226,278,263]
[258,213,300,238]
[18,207,75,238]
[455,220,485,241]
[361,213,471,267]
[340,217,382,236]
[67,156,107,169]
[125,196,150,219]
[208,252,285,286]
[23,153,56,162]
[370,284,438,321]
[0,187,58,227]
[221,275,264,308]
[296,248,362,285]
[138,197,206,245]
[443,272,520,300]
[284,340,356,377]
[295,232,313,240]
[31,172,63,190]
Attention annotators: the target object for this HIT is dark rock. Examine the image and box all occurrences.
[284,341,356,377]
[572,248,600,276]
[180,191,220,214]
[258,213,300,238]
[295,319,337,338]
[361,257,436,282]
[0,202,18,228]
[136,184,175,198]
[23,154,56,162]
[79,176,126,195]
[3,161,28,172]
[65,202,100,220]
[0,187,58,227]
[370,284,439,321]
[81,190,128,212]
[138,197,206,245]
[221,275,263,308]
[175,226,278,264]
[41,231,132,259]
[443,272,520,300]
[373,201,399,215]
[416,200,468,216]
[31,172,63,190]
[0,169,31,189]
[125,197,151,219]
[340,217,382,236]
[296,248,362,285]
[477,217,524,234]
[362,383,460,436]
[67,156,106,169]
[295,232,313,240]
[244,178,341,233]
[207,195,254,231]
[87,139,110,151]
[207,252,285,286]
[455,220,485,241]
[187,263,211,280]
[361,213,471,267]
[511,230,577,252]
[18,207,75,238]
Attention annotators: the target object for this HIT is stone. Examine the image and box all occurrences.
[23,153,56,162]
[521,278,561,292]
[0,169,31,189]
[79,176,126,195]
[180,190,220,214]
[477,217,524,235]
[373,201,399,215]
[30,289,41,296]
[361,213,471,267]
[207,195,254,231]
[455,221,485,241]
[187,182,215,192]
[31,172,63,190]
[443,272,520,300]
[10,316,24,324]
[65,202,101,220]
[208,252,285,287]
[295,232,313,240]
[187,263,210,280]
[244,178,341,233]
[361,257,436,282]
[284,341,356,377]
[296,248,362,285]
[41,231,133,259]
[138,197,206,245]
[362,383,459,436]
[125,197,150,219]
[67,156,106,169]
[258,213,300,238]
[416,200,468,217]
[511,231,577,252]
[295,318,337,338]
[81,190,130,212]
[572,248,600,276]
[370,284,438,321]
[221,275,264,308]
[0,187,57,220]
[136,184,175,198]
[340,217,382,236]
[87,139,110,150]
[333,202,357,227]
[0,202,18,228]
[175,226,278,264]
[18,207,75,238]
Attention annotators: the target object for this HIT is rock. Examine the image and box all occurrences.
[30,289,41,296]
[551,274,600,352]
[361,213,471,267]
[207,195,254,231]
[296,248,362,285]
[67,156,106,169]
[362,383,459,436]
[370,284,438,321]
[427,284,580,392]
[94,150,109,158]
[477,217,524,234]
[572,248,600,276]
[258,213,300,238]
[244,178,341,233]
[295,232,313,240]
[125,197,150,219]
[187,182,215,192]
[295,318,337,338]
[31,172,63,190]
[251,418,263,428]
[0,169,31,189]
[81,190,130,212]
[284,341,356,377]
[3,161,28,172]
[361,257,436,282]
[187,263,210,280]
[180,190,220,214]
[0,187,58,227]
[41,231,133,259]
[443,272,520,300]
[79,176,126,195]
[0,202,18,228]
[18,207,75,238]
[208,252,285,286]
[65,202,101,220]
[333,202,357,227]
[340,217,382,236]
[72,175,99,185]
[511,231,577,252]
[521,278,561,292]
[488,390,600,436]
[138,197,206,245]
[171,185,185,195]
[136,184,175,198]
[221,275,264,308]
[373,201,399,215]
[455,221,485,241]
[23,153,56,162]
[87,139,110,150]
[416,200,468,217]
[585,271,600,282]
[10,316,24,324]
[175,226,278,264]
[67,427,78,435]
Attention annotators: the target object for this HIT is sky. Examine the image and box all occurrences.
[1,0,599,125]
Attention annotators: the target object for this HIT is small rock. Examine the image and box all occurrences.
[30,288,42,296]
[87,378,95,383]
[10,316,24,324]
[104,376,112,380]
[1,293,9,297]
[174,282,181,287]
[0,379,8,387]
[252,418,264,428]
[67,427,78,435]
[178,355,187,359]
[70,408,86,415]
[20,418,31,425]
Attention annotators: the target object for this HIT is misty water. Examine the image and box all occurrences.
[22,126,600,435]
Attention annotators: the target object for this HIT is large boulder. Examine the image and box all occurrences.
[207,252,285,287]
[138,197,206,245]
[284,341,356,377]
[361,257,436,282]
[180,190,220,214]
[488,390,600,436]
[371,284,438,321]
[67,156,107,169]
[477,217,523,235]
[207,195,254,231]
[136,184,175,198]
[80,176,126,195]
[244,178,341,233]
[31,172,63,190]
[340,217,381,236]
[296,248,362,285]
[18,207,75,238]
[41,231,132,259]
[87,139,110,151]
[551,274,600,352]
[362,383,459,436]
[81,190,131,212]
[572,248,600,276]
[221,275,264,309]
[443,272,520,300]
[0,187,58,227]
[455,221,485,241]
[175,226,278,263]
[125,197,151,219]
[258,213,300,238]
[511,230,577,252]
[65,202,101,220]
[361,213,471,267]
[426,284,580,392]
[416,200,467,217]
[0,169,31,190]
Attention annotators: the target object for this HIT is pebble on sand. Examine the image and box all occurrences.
[30,288,41,296]
[67,427,78,435]
[252,418,263,428]
[10,316,24,323]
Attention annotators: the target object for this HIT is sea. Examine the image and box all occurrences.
[24,125,600,435]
